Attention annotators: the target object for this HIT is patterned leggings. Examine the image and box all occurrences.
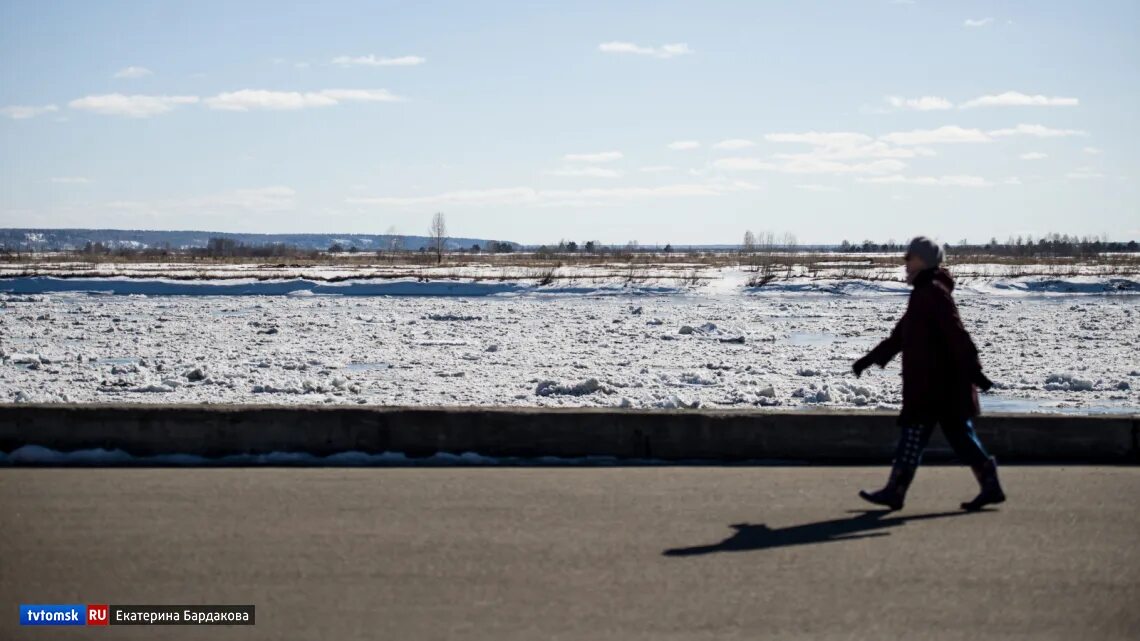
[895,418,991,468]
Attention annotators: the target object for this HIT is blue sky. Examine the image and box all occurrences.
[2,0,1137,245]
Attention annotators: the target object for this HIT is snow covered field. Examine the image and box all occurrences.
[1,266,1137,414]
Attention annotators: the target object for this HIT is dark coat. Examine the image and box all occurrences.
[863,268,985,425]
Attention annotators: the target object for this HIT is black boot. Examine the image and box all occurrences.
[859,464,915,511]
[961,457,1005,511]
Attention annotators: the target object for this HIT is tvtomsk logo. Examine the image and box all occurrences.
[19,605,86,626]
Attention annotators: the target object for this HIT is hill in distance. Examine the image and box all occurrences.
[0,228,516,252]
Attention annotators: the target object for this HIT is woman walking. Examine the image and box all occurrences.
[853,237,1006,512]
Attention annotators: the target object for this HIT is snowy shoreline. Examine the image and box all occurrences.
[0,260,1135,415]
[2,269,1136,414]
[2,272,1137,298]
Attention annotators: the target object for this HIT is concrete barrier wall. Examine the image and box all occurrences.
[1,404,1136,464]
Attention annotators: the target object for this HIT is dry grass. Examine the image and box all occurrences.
[2,250,1138,285]
[4,248,1139,269]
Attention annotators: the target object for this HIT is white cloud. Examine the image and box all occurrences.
[347,181,755,208]
[206,91,332,111]
[667,140,701,150]
[1066,167,1104,180]
[92,187,297,223]
[659,44,693,57]
[564,151,623,163]
[1,104,59,120]
[332,55,426,67]
[318,89,405,102]
[196,186,297,211]
[880,125,992,145]
[553,184,734,199]
[715,156,906,175]
[537,182,759,208]
[113,66,153,79]
[1004,177,1023,185]
[1020,152,1048,160]
[544,167,622,178]
[885,95,953,111]
[725,131,932,175]
[959,91,1079,109]
[796,184,838,192]
[50,177,93,184]
[766,132,934,157]
[1083,146,1103,155]
[638,165,675,173]
[348,187,535,207]
[859,174,994,187]
[598,42,654,56]
[159,187,296,213]
[68,94,199,117]
[987,123,1086,138]
[67,90,404,117]
[766,132,872,147]
[598,42,694,59]
[204,89,403,111]
[712,139,756,150]
[964,17,994,27]
[774,142,934,161]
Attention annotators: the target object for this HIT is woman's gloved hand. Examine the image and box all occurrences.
[974,372,994,392]
[852,355,874,378]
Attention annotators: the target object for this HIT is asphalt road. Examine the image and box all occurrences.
[2,466,1137,640]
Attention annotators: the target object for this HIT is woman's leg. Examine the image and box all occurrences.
[859,424,934,511]
[940,418,990,467]
[896,423,936,469]
[941,418,1006,511]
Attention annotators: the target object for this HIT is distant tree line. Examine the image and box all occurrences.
[77,241,183,259]
[528,240,696,257]
[837,234,1138,257]
[952,234,1138,258]
[14,235,523,261]
[838,239,906,253]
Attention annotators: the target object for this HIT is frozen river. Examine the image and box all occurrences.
[2,278,1137,414]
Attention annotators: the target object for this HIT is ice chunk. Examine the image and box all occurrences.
[536,378,604,396]
[1044,373,1095,392]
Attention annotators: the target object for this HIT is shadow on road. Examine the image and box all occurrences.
[663,509,982,557]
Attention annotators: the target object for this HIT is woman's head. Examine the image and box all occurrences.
[904,236,943,283]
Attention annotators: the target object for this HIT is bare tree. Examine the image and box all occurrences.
[756,231,777,276]
[429,212,447,264]
[757,231,776,253]
[781,232,798,278]
[781,232,798,251]
[743,230,756,254]
[385,225,404,254]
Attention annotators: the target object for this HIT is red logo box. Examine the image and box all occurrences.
[86,604,109,626]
